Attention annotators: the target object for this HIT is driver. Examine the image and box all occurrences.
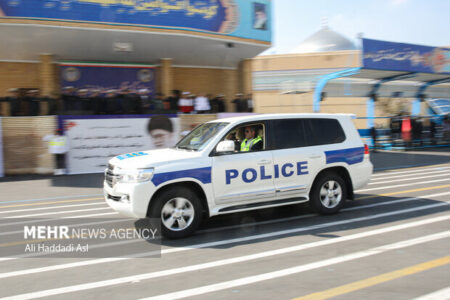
[240,126,263,152]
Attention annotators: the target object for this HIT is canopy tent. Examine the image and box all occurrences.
[313,39,450,127]
[427,99,450,115]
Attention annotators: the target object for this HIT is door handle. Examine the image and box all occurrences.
[309,155,321,159]
[257,159,271,165]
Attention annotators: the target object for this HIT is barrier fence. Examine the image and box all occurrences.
[0,114,449,176]
[357,115,450,150]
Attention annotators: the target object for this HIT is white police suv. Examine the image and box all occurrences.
[104,114,373,238]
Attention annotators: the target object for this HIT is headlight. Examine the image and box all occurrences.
[116,168,154,183]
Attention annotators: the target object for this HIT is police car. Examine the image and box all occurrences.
[104,114,373,238]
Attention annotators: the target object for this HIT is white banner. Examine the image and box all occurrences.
[0,118,3,177]
[64,116,180,174]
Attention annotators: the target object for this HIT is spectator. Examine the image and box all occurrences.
[210,94,226,113]
[401,115,412,148]
[370,126,377,152]
[78,89,91,114]
[4,88,20,116]
[194,93,211,114]
[246,93,254,112]
[443,114,450,143]
[61,86,74,113]
[124,89,141,114]
[139,89,152,112]
[164,90,179,111]
[90,89,103,115]
[178,91,194,114]
[218,94,227,112]
[27,90,41,116]
[232,93,244,112]
[152,92,165,112]
[430,117,437,145]
[411,117,423,146]
[43,129,69,175]
[105,89,118,114]
[390,114,401,145]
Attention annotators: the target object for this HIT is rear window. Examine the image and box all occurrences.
[271,118,345,150]
[303,119,346,146]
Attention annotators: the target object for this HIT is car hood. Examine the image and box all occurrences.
[109,148,203,169]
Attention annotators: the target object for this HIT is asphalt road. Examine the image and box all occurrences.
[0,150,449,300]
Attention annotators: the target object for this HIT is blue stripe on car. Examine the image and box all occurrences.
[325,147,364,165]
[151,167,212,186]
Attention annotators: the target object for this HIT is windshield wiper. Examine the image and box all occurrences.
[176,145,197,151]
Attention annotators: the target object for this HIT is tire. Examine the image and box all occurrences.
[149,186,203,239]
[309,172,347,215]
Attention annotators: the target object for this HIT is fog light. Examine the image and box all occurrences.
[120,195,130,203]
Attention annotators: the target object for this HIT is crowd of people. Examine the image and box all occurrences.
[0,88,254,116]
[370,113,450,150]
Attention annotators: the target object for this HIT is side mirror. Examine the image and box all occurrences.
[216,140,235,153]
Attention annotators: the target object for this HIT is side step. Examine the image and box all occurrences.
[218,197,308,213]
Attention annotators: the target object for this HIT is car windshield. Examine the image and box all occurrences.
[175,122,229,151]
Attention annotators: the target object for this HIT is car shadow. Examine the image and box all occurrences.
[135,194,449,250]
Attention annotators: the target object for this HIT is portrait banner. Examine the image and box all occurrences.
[59,115,180,174]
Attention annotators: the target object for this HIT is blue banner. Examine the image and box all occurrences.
[362,39,450,74]
[0,0,271,42]
[60,63,156,96]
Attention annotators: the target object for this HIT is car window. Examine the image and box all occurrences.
[271,119,308,149]
[176,122,228,151]
[303,119,346,146]
[218,123,266,153]
[272,118,345,150]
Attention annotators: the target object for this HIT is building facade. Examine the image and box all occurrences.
[0,0,272,114]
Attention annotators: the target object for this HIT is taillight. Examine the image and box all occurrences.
[364,144,370,155]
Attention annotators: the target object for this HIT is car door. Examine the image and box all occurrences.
[211,122,276,205]
[270,119,320,200]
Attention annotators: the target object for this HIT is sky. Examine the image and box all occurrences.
[262,0,450,55]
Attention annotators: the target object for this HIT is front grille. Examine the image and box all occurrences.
[105,164,119,187]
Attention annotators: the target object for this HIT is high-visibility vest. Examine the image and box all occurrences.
[240,136,262,152]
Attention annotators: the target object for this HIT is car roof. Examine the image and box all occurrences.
[210,113,355,124]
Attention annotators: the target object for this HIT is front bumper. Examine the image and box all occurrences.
[103,180,155,219]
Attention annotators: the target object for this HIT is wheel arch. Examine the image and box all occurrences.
[310,166,354,200]
[147,181,210,218]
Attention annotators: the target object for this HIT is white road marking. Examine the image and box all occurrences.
[140,231,450,300]
[371,165,450,177]
[413,287,450,300]
[0,194,103,204]
[370,168,450,181]
[368,173,449,185]
[4,230,449,300]
[64,212,118,218]
[3,207,111,219]
[199,191,450,234]
[0,212,119,228]
[0,202,106,215]
[0,199,447,280]
[356,178,450,192]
